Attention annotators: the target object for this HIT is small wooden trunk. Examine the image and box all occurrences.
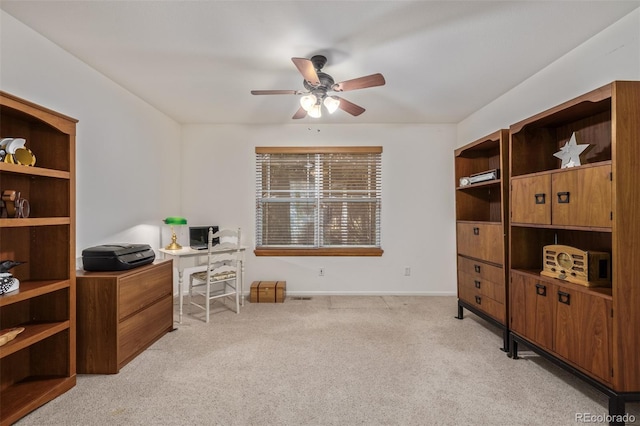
[250,281,286,303]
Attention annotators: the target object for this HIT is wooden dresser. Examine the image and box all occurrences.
[76,260,173,374]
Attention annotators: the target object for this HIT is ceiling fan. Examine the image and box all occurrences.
[250,55,385,119]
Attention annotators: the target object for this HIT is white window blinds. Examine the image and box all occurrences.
[255,147,382,253]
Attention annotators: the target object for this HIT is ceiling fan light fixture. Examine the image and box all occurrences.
[323,96,340,114]
[300,94,317,112]
[308,103,322,118]
[252,56,384,119]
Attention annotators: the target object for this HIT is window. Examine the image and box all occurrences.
[255,146,382,256]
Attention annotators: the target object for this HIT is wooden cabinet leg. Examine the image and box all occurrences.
[508,334,519,359]
[608,396,625,426]
[455,302,464,319]
[501,328,509,352]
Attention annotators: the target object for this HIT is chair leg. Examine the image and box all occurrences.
[235,280,240,314]
[205,281,210,323]
[240,275,244,307]
[188,276,193,316]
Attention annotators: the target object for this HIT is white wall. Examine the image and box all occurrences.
[181,124,458,295]
[0,11,181,265]
[457,8,640,146]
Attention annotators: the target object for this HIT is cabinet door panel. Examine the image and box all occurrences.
[510,273,554,350]
[456,222,504,265]
[578,294,612,384]
[554,286,580,361]
[552,164,611,228]
[509,273,527,335]
[511,175,551,225]
[554,285,612,384]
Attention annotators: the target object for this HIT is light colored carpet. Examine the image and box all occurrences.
[17,296,639,425]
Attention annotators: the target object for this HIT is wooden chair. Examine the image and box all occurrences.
[188,228,241,322]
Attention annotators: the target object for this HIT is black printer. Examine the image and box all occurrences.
[82,243,155,271]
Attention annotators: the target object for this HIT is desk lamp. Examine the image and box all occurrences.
[164,216,187,250]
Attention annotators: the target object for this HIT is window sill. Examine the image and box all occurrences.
[254,248,383,257]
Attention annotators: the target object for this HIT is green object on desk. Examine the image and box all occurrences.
[164,216,187,250]
[164,216,187,225]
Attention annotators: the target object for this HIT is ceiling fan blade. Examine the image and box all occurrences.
[291,57,320,86]
[332,73,386,92]
[335,97,365,116]
[292,106,307,119]
[251,90,300,95]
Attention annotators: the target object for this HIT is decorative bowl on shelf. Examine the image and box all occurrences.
[0,327,25,347]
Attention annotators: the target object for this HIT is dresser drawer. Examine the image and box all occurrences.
[458,270,505,304]
[456,222,504,265]
[119,261,172,320]
[118,295,173,368]
[457,256,504,283]
[458,281,505,323]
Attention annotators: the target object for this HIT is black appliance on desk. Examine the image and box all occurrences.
[189,226,219,250]
[82,243,155,271]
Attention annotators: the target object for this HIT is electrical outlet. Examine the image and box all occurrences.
[319,268,325,277]
[404,267,411,276]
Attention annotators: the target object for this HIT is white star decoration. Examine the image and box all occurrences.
[554,132,589,168]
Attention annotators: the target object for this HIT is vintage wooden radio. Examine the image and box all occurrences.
[541,244,611,287]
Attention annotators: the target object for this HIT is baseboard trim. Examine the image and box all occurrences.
[279,291,457,297]
[175,290,457,297]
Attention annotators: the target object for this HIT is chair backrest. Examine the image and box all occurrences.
[205,227,241,281]
[208,227,240,251]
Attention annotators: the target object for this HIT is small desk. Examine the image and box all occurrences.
[159,246,246,323]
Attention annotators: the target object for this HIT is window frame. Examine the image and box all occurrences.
[254,146,383,257]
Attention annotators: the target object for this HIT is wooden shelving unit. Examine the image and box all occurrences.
[507,81,640,421]
[0,91,77,425]
[454,129,509,351]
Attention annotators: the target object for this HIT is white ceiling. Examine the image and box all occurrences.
[2,1,639,125]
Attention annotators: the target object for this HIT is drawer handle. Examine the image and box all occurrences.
[557,191,570,204]
[473,227,480,235]
[474,280,481,289]
[558,290,571,305]
[475,296,482,305]
[535,283,547,296]
[535,193,546,204]
[474,264,481,273]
